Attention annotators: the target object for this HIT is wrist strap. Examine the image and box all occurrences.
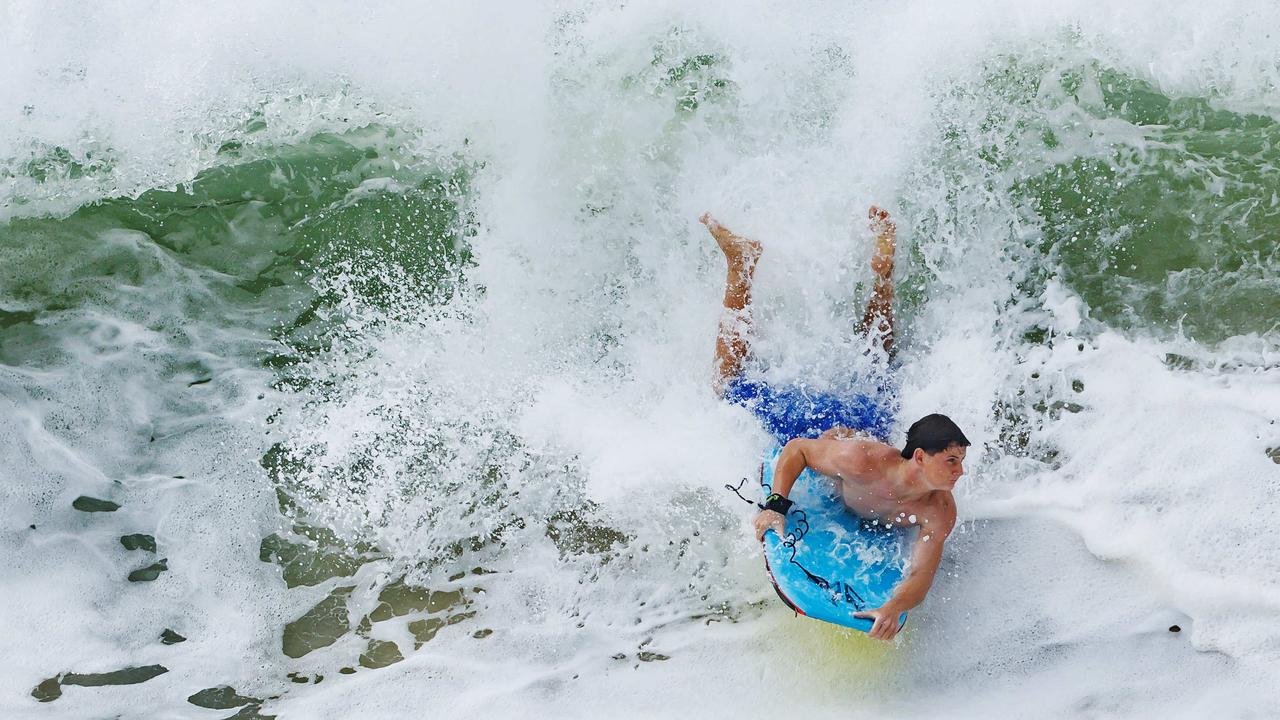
[762,493,793,514]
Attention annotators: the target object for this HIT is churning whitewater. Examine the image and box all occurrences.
[2,1,1279,718]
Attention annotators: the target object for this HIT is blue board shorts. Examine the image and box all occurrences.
[724,377,897,444]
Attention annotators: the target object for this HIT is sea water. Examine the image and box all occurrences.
[2,1,1278,717]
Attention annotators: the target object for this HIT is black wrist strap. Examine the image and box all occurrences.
[762,493,793,514]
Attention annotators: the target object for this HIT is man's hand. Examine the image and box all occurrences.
[854,603,905,641]
[753,510,787,542]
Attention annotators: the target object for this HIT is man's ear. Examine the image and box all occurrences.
[912,448,926,463]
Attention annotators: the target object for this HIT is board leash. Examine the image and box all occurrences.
[723,477,867,610]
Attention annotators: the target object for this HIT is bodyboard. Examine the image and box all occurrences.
[760,446,910,633]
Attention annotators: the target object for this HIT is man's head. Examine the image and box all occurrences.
[901,414,971,489]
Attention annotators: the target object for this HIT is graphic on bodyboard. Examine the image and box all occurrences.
[759,447,910,633]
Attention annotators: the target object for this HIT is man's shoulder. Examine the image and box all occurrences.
[920,491,958,530]
[813,432,894,449]
[829,437,898,472]
[838,436,898,459]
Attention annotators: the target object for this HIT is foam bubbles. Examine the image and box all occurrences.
[5,0,1280,718]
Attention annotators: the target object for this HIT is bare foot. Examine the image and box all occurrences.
[868,205,895,279]
[701,212,761,268]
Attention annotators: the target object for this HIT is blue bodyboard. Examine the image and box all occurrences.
[760,446,910,632]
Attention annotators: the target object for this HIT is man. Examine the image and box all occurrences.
[702,207,970,641]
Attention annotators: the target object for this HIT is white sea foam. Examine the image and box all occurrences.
[3,0,1280,718]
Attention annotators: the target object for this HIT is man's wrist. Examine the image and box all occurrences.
[880,600,907,614]
[762,493,793,514]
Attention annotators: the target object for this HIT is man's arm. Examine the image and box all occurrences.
[854,496,956,641]
[753,439,814,541]
[753,437,868,541]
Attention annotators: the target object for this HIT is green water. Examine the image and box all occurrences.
[1022,69,1280,342]
[1,126,472,357]
[1,124,479,699]
[1010,63,1278,342]
[905,58,1279,346]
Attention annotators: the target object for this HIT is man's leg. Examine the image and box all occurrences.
[701,212,761,396]
[858,206,896,354]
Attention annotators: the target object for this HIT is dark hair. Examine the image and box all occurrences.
[901,414,970,459]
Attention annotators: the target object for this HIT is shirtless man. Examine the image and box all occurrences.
[702,206,970,641]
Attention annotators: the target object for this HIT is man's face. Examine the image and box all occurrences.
[919,444,966,490]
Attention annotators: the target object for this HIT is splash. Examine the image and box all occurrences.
[3,1,1280,718]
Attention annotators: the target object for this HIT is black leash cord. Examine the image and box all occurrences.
[722,476,866,610]
[724,477,760,507]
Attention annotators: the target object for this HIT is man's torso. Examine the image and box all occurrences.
[826,439,947,529]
